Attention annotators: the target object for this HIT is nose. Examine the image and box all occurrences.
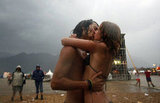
[95,29,98,34]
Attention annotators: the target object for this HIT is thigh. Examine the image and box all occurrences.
[92,91,109,103]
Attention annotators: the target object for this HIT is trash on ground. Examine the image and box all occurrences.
[144,93,149,96]
[124,97,128,100]
[112,95,116,97]
[61,94,64,96]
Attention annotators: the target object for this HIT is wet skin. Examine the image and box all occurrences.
[51,23,104,103]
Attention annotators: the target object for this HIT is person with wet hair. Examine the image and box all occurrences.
[51,19,104,103]
[62,21,121,103]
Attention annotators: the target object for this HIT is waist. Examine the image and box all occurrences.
[65,90,83,103]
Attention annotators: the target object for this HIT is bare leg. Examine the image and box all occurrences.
[136,81,138,86]
[150,82,155,87]
[147,82,150,87]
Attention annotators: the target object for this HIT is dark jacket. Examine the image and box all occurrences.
[32,69,44,82]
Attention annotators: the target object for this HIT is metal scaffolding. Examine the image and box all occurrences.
[110,33,131,80]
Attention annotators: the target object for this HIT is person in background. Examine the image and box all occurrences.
[145,69,155,87]
[32,64,44,100]
[135,70,140,87]
[10,65,25,101]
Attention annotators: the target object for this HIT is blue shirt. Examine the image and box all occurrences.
[32,69,44,82]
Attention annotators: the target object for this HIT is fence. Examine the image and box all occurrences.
[107,73,136,81]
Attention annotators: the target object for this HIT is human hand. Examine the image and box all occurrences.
[89,71,105,91]
[69,34,77,38]
[79,50,87,59]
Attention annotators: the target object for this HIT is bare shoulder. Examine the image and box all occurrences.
[53,46,77,75]
[60,46,77,58]
[61,46,77,53]
[95,41,109,50]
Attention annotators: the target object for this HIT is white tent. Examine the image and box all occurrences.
[43,69,53,82]
[46,69,53,78]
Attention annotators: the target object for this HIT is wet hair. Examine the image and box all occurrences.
[99,21,121,57]
[73,19,98,38]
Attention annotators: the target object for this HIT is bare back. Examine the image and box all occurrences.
[83,42,112,103]
[84,42,112,80]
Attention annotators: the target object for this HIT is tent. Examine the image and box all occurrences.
[43,69,53,82]
[46,69,53,78]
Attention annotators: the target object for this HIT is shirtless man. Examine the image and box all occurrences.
[51,19,105,103]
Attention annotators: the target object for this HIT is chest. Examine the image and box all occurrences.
[13,72,23,79]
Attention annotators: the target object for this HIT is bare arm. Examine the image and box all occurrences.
[51,46,104,91]
[61,38,96,52]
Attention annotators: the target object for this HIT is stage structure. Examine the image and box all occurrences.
[111,33,131,80]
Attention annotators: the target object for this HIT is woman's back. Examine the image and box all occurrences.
[83,42,113,103]
[83,42,112,80]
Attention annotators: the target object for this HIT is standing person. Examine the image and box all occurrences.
[62,21,121,103]
[145,70,155,87]
[51,19,105,103]
[135,70,140,87]
[32,64,44,100]
[10,65,25,101]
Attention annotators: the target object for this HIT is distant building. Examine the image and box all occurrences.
[111,34,131,80]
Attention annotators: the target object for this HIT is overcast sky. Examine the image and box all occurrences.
[0,0,160,68]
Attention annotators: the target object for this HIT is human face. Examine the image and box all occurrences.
[16,68,21,72]
[36,67,40,70]
[87,23,99,40]
[94,28,101,41]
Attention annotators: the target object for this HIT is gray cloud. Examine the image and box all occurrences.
[0,0,160,67]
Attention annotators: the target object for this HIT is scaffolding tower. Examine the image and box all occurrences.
[111,33,131,80]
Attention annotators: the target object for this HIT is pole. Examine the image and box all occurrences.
[126,48,137,71]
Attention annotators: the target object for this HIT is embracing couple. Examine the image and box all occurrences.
[51,19,121,103]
